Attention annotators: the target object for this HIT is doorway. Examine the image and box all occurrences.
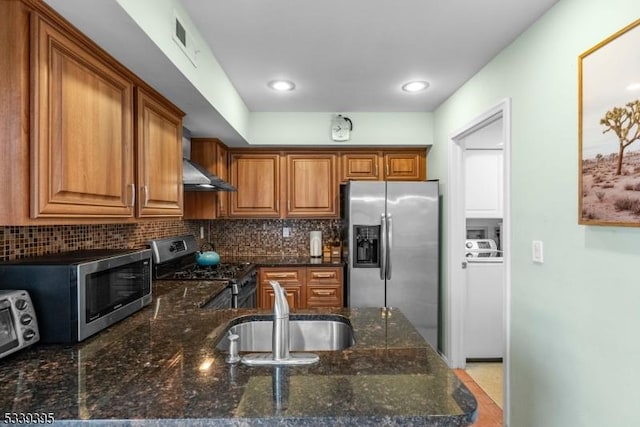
[446,99,511,418]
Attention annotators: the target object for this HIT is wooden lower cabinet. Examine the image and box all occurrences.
[258,267,305,310]
[258,266,343,310]
[306,267,343,308]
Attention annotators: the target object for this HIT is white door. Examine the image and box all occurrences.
[446,98,511,418]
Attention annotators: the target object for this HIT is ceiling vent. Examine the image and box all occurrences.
[172,11,198,67]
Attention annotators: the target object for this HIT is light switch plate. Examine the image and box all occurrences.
[532,240,544,263]
[283,227,291,238]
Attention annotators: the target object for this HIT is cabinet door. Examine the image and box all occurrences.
[258,267,305,309]
[286,154,338,217]
[135,88,183,217]
[465,149,503,218]
[261,287,304,311]
[229,153,280,217]
[183,139,226,220]
[306,267,343,308]
[383,151,426,181]
[340,152,381,182]
[31,16,134,218]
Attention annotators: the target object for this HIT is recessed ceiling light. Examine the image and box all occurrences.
[268,80,296,91]
[402,81,430,92]
[627,82,640,91]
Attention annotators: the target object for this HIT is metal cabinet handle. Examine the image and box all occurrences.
[129,184,135,207]
[271,274,291,278]
[374,163,379,177]
[314,273,334,278]
[386,163,390,177]
[314,290,333,296]
[143,185,149,206]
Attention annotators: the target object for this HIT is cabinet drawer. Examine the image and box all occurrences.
[306,285,342,308]
[307,267,342,285]
[261,268,304,283]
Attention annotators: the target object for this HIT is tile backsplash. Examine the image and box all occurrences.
[0,221,198,262]
[207,219,343,258]
[0,219,342,262]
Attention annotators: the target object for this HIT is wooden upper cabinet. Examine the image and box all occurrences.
[183,138,229,220]
[135,88,183,217]
[340,152,381,181]
[340,150,426,183]
[30,15,135,218]
[286,153,338,218]
[229,153,280,217]
[383,151,426,181]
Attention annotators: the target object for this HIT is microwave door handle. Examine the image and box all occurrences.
[380,213,386,280]
[386,214,392,280]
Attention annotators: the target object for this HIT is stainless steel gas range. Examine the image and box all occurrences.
[148,235,257,309]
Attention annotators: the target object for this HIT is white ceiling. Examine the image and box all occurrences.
[43,0,559,141]
[180,0,559,112]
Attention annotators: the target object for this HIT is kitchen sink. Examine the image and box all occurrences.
[215,314,355,352]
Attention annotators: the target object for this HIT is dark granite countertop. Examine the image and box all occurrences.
[223,256,346,267]
[0,280,477,426]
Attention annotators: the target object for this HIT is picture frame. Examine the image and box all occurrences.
[579,19,640,226]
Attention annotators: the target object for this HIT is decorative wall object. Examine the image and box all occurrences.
[579,19,640,226]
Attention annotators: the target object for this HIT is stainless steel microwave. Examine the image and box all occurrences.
[0,249,152,343]
[0,290,40,359]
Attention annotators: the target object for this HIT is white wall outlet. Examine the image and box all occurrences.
[532,240,544,263]
[199,226,205,239]
[282,227,291,238]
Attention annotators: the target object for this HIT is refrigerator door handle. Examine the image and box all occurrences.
[380,213,387,280]
[386,214,393,280]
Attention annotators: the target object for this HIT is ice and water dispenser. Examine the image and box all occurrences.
[353,225,380,267]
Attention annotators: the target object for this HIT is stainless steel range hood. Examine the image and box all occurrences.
[182,128,236,192]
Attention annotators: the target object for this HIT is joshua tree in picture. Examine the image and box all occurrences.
[600,99,640,175]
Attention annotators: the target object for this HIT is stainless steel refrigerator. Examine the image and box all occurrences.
[345,180,439,348]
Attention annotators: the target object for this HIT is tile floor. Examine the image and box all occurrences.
[453,362,504,427]
[465,362,503,409]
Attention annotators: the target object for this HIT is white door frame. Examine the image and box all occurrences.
[446,98,511,419]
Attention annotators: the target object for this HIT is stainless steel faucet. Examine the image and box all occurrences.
[241,280,318,366]
[270,280,290,361]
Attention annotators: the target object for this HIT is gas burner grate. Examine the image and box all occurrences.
[170,263,252,281]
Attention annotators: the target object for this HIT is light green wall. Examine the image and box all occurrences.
[431,1,640,425]
[249,112,433,146]
[116,0,251,139]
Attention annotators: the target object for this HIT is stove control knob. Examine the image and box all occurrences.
[465,242,473,249]
[15,299,28,310]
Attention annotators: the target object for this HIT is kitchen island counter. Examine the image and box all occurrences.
[0,281,476,426]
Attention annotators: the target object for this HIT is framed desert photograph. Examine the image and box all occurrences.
[579,19,640,226]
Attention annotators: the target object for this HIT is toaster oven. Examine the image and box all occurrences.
[465,239,500,258]
[0,290,40,359]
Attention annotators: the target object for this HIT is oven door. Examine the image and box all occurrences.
[0,299,19,356]
[236,283,257,309]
